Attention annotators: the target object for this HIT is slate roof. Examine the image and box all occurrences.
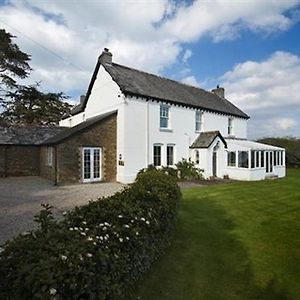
[0,126,67,145]
[190,131,227,149]
[67,59,249,119]
[43,110,117,145]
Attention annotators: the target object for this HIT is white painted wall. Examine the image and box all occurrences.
[117,96,248,183]
[59,65,123,127]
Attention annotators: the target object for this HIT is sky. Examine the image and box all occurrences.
[0,0,300,139]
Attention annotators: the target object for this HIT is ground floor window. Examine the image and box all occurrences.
[256,151,260,168]
[261,151,265,167]
[238,151,249,168]
[251,151,255,168]
[227,151,236,167]
[167,145,174,166]
[82,147,102,182]
[153,145,162,166]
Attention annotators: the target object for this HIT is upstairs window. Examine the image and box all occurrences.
[228,117,234,135]
[167,145,174,166]
[160,105,169,129]
[153,145,162,166]
[195,111,203,132]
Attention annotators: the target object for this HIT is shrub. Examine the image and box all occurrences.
[175,158,203,180]
[0,170,181,300]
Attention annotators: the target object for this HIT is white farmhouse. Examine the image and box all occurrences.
[60,49,286,184]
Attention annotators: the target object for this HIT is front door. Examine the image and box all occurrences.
[212,152,217,177]
[82,147,102,182]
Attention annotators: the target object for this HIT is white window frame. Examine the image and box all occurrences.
[228,117,234,136]
[195,111,203,132]
[153,144,162,167]
[227,151,236,167]
[47,146,53,167]
[82,147,102,183]
[166,144,175,166]
[160,105,170,130]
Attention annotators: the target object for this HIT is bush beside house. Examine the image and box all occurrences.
[0,170,181,300]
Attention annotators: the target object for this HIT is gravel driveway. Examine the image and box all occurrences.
[0,176,125,244]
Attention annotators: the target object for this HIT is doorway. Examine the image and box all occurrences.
[82,147,102,182]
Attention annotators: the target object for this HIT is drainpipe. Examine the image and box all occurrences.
[146,101,149,167]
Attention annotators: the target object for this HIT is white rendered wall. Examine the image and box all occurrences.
[118,97,248,183]
[59,65,123,127]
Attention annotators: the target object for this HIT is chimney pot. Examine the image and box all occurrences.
[212,86,225,99]
[99,48,112,64]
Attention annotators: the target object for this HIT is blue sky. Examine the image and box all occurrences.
[0,0,300,138]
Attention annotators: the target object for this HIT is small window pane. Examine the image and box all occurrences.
[256,151,260,168]
[261,151,265,167]
[227,152,236,167]
[238,151,249,168]
[93,149,100,179]
[251,151,255,168]
[153,145,161,166]
[84,149,91,179]
[167,145,174,166]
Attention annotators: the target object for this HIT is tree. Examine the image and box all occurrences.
[2,84,72,125]
[0,29,31,100]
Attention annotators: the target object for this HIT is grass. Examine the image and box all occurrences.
[133,169,300,300]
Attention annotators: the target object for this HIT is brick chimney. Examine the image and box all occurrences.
[99,48,112,64]
[212,85,225,98]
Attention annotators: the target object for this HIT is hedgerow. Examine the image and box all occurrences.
[0,169,181,300]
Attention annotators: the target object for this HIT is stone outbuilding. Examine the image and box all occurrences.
[0,110,117,185]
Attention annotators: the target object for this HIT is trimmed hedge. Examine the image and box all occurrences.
[0,169,181,300]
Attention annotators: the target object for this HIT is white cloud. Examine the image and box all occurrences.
[219,51,300,138]
[0,0,299,103]
[182,49,192,63]
[181,75,201,87]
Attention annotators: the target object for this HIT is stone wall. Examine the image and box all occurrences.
[0,145,40,177]
[55,113,117,184]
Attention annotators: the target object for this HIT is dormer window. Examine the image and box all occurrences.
[195,111,203,132]
[228,117,234,135]
[160,105,169,129]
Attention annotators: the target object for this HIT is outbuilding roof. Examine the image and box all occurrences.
[0,126,67,145]
[190,131,227,149]
[67,57,249,119]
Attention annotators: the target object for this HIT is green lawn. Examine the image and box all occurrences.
[133,169,300,300]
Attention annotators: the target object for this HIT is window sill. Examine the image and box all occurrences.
[160,128,173,132]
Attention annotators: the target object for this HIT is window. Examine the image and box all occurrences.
[251,150,255,168]
[167,145,174,166]
[228,117,234,135]
[238,151,249,168]
[227,152,236,167]
[47,146,53,167]
[160,105,169,129]
[280,151,283,166]
[256,151,260,168]
[195,111,203,132]
[153,145,161,166]
[195,150,200,164]
[261,151,265,167]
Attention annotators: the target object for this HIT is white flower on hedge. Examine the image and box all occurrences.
[141,217,146,221]
[118,215,123,218]
[80,232,86,236]
[124,224,130,228]
[146,221,150,225]
[69,227,74,231]
[61,255,67,261]
[131,220,134,223]
[85,228,89,231]
[96,236,100,239]
[119,238,123,242]
[79,227,83,231]
[136,232,139,236]
[74,227,79,231]
[126,237,130,240]
[86,253,93,258]
[104,222,110,226]
[49,288,57,295]
[87,237,93,241]
[82,221,87,225]
[103,226,107,231]
[100,236,104,240]
[62,211,67,216]
[99,223,104,227]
